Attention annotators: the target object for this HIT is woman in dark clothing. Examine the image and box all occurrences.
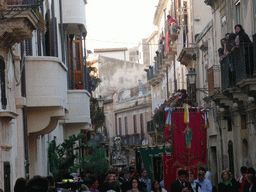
[235,24,252,44]
[218,170,239,192]
[218,38,227,60]
[235,24,254,76]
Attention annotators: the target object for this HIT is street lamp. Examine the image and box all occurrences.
[98,95,104,109]
[186,68,197,106]
[186,68,197,85]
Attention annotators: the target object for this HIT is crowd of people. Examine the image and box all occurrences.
[10,165,256,192]
[218,24,254,87]
[170,166,256,192]
[11,167,156,192]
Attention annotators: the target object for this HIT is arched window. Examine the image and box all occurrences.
[0,57,7,109]
[242,139,249,157]
[228,140,234,176]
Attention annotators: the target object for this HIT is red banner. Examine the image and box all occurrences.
[166,31,169,54]
[163,110,207,192]
[164,154,199,192]
[172,111,207,166]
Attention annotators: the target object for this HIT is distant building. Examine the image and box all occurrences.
[94,48,129,61]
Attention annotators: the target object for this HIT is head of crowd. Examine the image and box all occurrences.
[12,167,156,192]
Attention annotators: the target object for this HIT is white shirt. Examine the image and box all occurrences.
[194,178,212,192]
[205,171,212,183]
[191,181,202,192]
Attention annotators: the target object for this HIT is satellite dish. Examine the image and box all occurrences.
[142,140,149,146]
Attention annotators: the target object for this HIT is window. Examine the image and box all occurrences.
[125,117,128,135]
[37,30,42,56]
[25,40,32,56]
[227,116,232,132]
[241,114,247,129]
[0,57,7,109]
[242,139,248,157]
[133,115,137,134]
[228,141,234,175]
[140,114,144,140]
[221,15,227,38]
[115,115,118,136]
[235,1,241,24]
[119,118,122,136]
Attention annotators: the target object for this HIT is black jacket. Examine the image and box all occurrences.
[170,180,192,192]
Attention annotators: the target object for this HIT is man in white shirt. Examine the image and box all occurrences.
[189,172,201,192]
[194,167,212,192]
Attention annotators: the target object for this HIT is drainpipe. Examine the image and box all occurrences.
[21,42,29,178]
[174,55,177,92]
[59,0,65,62]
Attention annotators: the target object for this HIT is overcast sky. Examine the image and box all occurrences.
[86,0,159,51]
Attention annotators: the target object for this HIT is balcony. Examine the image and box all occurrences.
[146,52,170,86]
[207,40,256,109]
[177,47,196,67]
[62,0,87,34]
[168,25,179,42]
[64,90,91,130]
[0,0,42,47]
[25,56,68,135]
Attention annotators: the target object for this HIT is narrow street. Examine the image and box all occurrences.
[0,0,256,192]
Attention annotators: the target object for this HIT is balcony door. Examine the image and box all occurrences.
[69,39,83,88]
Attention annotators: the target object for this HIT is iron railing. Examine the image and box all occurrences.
[146,57,164,81]
[220,42,255,90]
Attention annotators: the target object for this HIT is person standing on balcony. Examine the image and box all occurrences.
[224,33,238,87]
[218,38,227,60]
[235,24,254,76]
[167,15,177,26]
[235,25,252,45]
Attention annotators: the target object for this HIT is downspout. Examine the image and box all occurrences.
[59,0,65,62]
[174,55,177,92]
[21,42,29,178]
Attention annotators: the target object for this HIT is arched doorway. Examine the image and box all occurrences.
[241,139,251,167]
[228,140,234,175]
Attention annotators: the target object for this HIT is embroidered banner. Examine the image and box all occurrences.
[172,110,207,166]
[163,109,207,192]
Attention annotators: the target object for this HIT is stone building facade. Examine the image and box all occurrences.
[0,0,91,190]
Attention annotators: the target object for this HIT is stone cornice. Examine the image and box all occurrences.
[153,0,169,27]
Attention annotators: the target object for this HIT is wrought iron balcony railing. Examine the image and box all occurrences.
[220,42,255,90]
